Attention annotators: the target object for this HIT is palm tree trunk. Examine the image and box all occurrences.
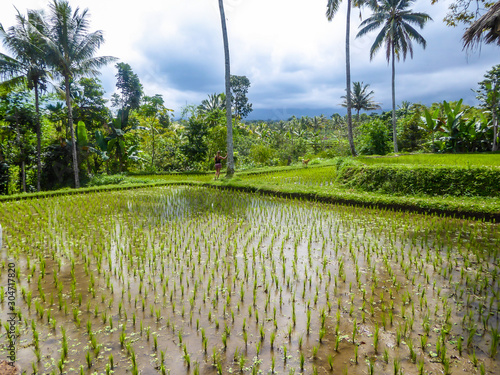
[152,121,155,168]
[14,121,26,193]
[35,85,41,192]
[391,44,398,153]
[346,0,356,156]
[65,75,80,188]
[218,0,235,177]
[21,161,26,193]
[493,105,498,152]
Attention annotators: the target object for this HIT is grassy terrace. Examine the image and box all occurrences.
[1,154,499,221]
[128,154,500,221]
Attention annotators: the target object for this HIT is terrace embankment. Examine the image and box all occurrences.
[208,160,500,222]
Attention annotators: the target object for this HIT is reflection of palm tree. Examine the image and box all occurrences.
[43,0,116,188]
[0,9,48,191]
[341,81,381,119]
[356,0,431,153]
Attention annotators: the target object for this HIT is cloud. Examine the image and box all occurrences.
[1,0,499,117]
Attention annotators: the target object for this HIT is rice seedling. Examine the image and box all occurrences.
[490,327,499,358]
[383,347,389,363]
[1,185,498,374]
[86,350,92,369]
[373,323,379,353]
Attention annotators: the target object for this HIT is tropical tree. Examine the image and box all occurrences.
[42,0,116,188]
[432,0,494,27]
[72,77,110,131]
[326,0,368,156]
[356,0,431,153]
[198,93,226,115]
[218,0,235,176]
[0,9,48,191]
[475,64,500,151]
[230,75,253,119]
[104,109,146,173]
[341,81,381,119]
[0,91,36,193]
[463,2,500,50]
[111,62,143,113]
[139,94,172,168]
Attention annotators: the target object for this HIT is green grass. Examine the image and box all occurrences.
[357,153,500,167]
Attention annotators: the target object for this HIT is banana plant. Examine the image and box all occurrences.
[419,107,442,150]
[439,100,465,152]
[421,100,479,152]
[106,109,147,172]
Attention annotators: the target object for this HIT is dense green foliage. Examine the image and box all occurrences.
[337,164,500,197]
[0,2,499,196]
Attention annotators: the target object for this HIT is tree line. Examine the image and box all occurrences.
[1,0,498,194]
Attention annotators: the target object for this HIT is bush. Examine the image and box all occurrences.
[319,139,351,158]
[397,113,427,152]
[0,162,8,195]
[356,119,391,155]
[337,164,500,197]
[250,143,275,165]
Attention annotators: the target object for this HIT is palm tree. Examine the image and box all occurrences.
[0,9,48,192]
[341,81,381,119]
[463,1,500,50]
[218,0,235,177]
[198,93,226,115]
[326,0,369,156]
[42,0,116,188]
[356,0,431,153]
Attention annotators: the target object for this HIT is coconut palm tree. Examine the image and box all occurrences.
[218,0,235,177]
[0,9,48,192]
[42,0,116,188]
[356,0,431,153]
[198,93,226,115]
[463,1,500,50]
[341,81,381,119]
[326,0,371,156]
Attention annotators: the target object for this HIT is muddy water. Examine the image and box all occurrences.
[0,186,499,374]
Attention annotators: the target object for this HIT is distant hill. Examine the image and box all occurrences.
[244,108,343,121]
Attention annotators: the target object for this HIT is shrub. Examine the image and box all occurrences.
[337,164,500,197]
[356,119,391,155]
[0,162,8,195]
[250,143,275,165]
[397,113,427,152]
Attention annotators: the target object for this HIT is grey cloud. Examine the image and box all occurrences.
[133,17,225,94]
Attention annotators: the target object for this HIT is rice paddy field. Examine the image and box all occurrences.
[1,186,499,374]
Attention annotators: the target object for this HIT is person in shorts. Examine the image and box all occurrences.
[214,151,227,180]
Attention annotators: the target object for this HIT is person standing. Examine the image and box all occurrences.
[214,151,227,180]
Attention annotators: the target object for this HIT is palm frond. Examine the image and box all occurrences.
[463,1,500,50]
[326,0,341,21]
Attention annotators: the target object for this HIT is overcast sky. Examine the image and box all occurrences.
[0,0,498,119]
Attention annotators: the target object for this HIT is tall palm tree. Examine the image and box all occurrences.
[341,81,381,118]
[218,0,235,177]
[356,0,431,153]
[326,0,369,156]
[42,0,116,188]
[0,9,48,192]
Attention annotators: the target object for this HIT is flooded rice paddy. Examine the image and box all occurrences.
[0,186,499,374]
